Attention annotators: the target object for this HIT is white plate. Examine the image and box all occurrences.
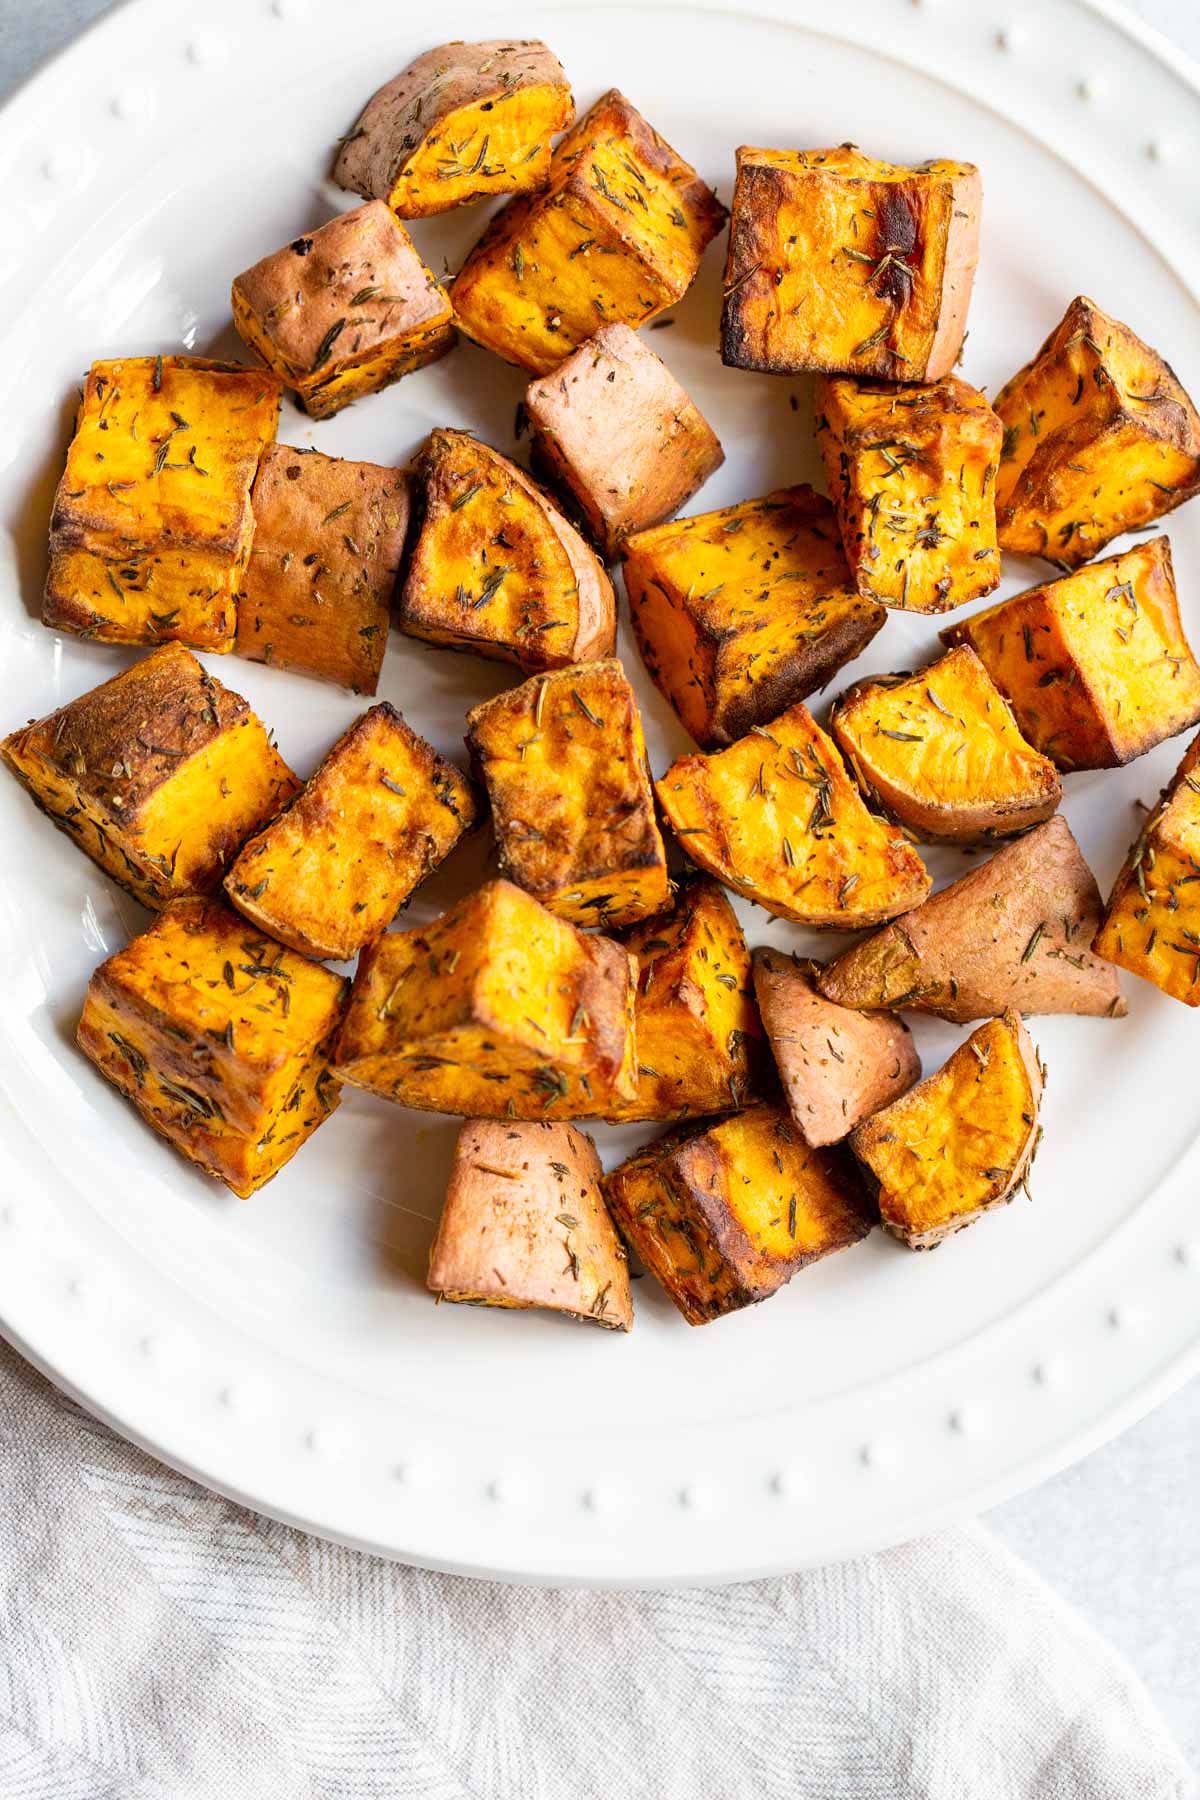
[0,0,1198,1586]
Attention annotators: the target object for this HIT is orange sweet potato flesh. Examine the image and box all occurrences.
[1095,730,1200,1005]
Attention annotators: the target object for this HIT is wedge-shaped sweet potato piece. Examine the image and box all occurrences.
[608,878,767,1121]
[77,897,346,1198]
[226,704,476,962]
[752,949,919,1146]
[624,485,885,749]
[1095,732,1200,1005]
[399,429,615,671]
[721,146,980,380]
[819,816,1124,1022]
[427,1121,631,1328]
[465,659,668,929]
[335,40,574,218]
[237,445,409,692]
[851,1011,1043,1249]
[942,536,1200,770]
[335,879,637,1117]
[524,323,724,559]
[232,202,455,419]
[831,647,1062,844]
[604,1105,870,1325]
[815,373,1002,613]
[1,645,298,910]
[44,356,280,650]
[994,295,1200,566]
[451,89,727,374]
[656,702,930,928]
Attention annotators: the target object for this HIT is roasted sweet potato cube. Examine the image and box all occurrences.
[819,816,1124,1022]
[451,89,727,374]
[656,702,930,928]
[43,356,280,650]
[225,704,476,962]
[1,645,298,909]
[721,146,980,379]
[399,429,615,671]
[1095,732,1200,1005]
[77,896,346,1198]
[608,878,767,1121]
[942,536,1200,770]
[850,1012,1044,1249]
[465,659,667,928]
[237,445,409,692]
[815,374,1002,614]
[231,202,455,419]
[335,879,637,1117]
[427,1121,631,1328]
[335,39,574,218]
[752,949,919,1146]
[624,485,885,748]
[831,647,1061,844]
[994,296,1200,566]
[524,323,724,558]
[604,1105,870,1324]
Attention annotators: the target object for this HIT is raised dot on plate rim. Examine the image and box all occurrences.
[1033,1356,1066,1389]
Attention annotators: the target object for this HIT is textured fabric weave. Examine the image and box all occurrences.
[0,1339,1192,1800]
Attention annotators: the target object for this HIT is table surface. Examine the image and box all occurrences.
[3,0,1198,1769]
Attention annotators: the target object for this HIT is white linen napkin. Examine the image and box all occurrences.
[0,1341,1191,1800]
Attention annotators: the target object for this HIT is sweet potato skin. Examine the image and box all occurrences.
[1,645,298,910]
[819,815,1125,1022]
[1095,731,1200,1005]
[850,1011,1043,1249]
[721,146,979,380]
[942,536,1200,771]
[465,659,668,929]
[524,323,724,558]
[237,445,409,692]
[335,40,574,217]
[624,485,885,749]
[334,879,638,1118]
[399,429,615,671]
[752,949,919,1146]
[993,295,1200,566]
[830,646,1062,844]
[427,1120,631,1328]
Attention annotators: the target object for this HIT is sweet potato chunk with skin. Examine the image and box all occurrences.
[237,445,409,692]
[231,202,455,419]
[752,949,919,1147]
[721,146,980,380]
[225,704,476,962]
[1095,732,1200,1005]
[451,89,727,374]
[524,323,724,559]
[1,645,298,910]
[656,702,930,929]
[994,296,1200,567]
[624,485,885,749]
[335,40,574,218]
[335,879,637,1118]
[819,816,1124,1023]
[466,660,667,929]
[77,897,346,1198]
[427,1121,631,1328]
[604,1105,870,1325]
[44,356,280,650]
[815,373,1002,614]
[831,647,1061,844]
[850,1012,1043,1250]
[942,536,1200,771]
[608,878,766,1122]
[399,429,614,671]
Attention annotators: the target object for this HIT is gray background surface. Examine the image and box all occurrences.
[2,0,1197,1770]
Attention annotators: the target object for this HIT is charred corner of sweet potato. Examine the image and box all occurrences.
[1096,731,1200,1005]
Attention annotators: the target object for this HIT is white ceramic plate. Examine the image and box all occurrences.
[0,0,1198,1586]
